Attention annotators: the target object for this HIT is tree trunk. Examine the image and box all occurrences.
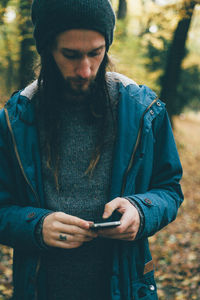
[2,29,15,94]
[0,0,10,24]
[160,0,196,121]
[0,0,13,94]
[18,0,36,89]
[117,0,127,20]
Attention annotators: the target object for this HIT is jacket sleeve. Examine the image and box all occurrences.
[128,109,184,240]
[0,109,52,251]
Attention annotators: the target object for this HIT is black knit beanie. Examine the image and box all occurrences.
[31,0,116,54]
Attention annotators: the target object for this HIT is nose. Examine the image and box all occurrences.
[75,56,91,79]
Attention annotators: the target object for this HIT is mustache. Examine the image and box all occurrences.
[66,76,95,83]
[62,76,98,98]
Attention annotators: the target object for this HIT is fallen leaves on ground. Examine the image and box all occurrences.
[0,246,13,299]
[149,115,200,299]
[0,114,199,299]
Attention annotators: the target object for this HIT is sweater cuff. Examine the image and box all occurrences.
[124,197,145,238]
[35,213,53,250]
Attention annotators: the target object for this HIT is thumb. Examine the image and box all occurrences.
[102,197,121,219]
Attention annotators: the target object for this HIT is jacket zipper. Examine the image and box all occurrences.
[4,107,41,300]
[120,97,159,196]
[5,107,40,206]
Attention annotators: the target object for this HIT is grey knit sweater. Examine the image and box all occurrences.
[37,81,119,300]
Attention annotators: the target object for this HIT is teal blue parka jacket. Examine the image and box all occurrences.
[0,73,183,300]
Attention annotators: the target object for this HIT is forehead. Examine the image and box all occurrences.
[55,29,106,51]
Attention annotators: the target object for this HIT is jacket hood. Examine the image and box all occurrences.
[4,72,160,124]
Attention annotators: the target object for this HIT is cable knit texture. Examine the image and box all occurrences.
[31,0,115,53]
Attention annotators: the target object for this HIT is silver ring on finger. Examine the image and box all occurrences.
[59,234,67,241]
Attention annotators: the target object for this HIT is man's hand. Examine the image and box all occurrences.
[42,212,97,249]
[97,197,140,241]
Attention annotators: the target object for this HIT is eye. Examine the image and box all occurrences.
[63,53,81,60]
[88,50,102,57]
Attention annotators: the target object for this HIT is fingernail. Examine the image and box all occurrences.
[103,212,109,218]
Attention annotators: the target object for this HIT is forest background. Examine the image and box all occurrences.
[0,0,200,299]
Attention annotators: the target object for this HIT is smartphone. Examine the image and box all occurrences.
[90,221,121,229]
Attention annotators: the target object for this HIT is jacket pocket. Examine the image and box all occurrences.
[131,272,158,300]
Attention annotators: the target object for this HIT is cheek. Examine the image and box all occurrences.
[52,51,73,77]
[57,58,74,77]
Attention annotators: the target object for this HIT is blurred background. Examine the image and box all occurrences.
[0,0,199,299]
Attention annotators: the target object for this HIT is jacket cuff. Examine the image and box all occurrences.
[124,197,145,239]
[35,213,53,250]
[127,194,159,239]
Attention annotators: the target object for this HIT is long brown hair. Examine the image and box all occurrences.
[36,45,115,190]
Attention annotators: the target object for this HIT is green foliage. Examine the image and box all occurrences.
[18,0,36,89]
[139,1,200,116]
[178,65,200,111]
[145,37,170,73]
[111,19,157,89]
[0,0,200,114]
[144,33,200,114]
[0,2,19,102]
[0,0,36,103]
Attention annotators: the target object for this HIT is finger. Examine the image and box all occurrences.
[119,205,140,231]
[53,240,84,249]
[99,232,136,241]
[119,212,133,231]
[98,226,133,236]
[56,233,95,243]
[98,221,137,237]
[102,197,126,219]
[97,227,120,235]
[54,212,90,229]
[96,220,132,236]
[50,222,98,238]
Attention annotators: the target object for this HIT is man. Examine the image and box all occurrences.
[0,0,183,299]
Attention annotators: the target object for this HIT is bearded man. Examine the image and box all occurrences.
[0,1,183,299]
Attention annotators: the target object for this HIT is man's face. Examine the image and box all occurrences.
[52,29,106,96]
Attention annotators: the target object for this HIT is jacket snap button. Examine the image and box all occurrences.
[149,285,155,291]
[144,198,152,205]
[157,101,161,106]
[150,110,154,115]
[28,212,36,219]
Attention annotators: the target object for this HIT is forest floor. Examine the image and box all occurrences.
[150,113,200,300]
[0,113,199,299]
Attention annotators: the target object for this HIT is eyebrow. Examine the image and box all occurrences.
[61,45,106,54]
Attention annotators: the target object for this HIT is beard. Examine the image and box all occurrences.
[64,76,97,101]
[38,52,106,106]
